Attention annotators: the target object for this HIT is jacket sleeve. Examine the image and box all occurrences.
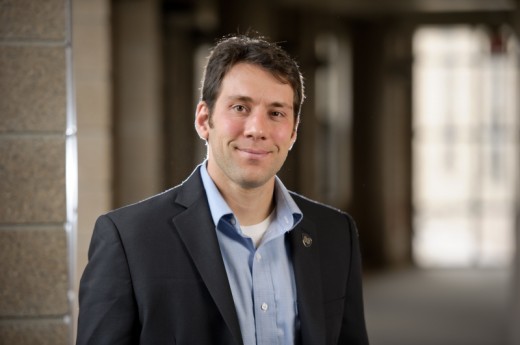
[76,215,140,345]
[338,215,370,344]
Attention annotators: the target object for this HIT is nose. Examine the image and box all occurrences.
[244,110,268,140]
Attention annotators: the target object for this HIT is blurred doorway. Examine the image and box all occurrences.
[412,25,519,267]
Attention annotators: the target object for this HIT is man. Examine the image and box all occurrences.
[76,34,369,345]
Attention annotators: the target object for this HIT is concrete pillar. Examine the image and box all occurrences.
[163,14,204,186]
[350,21,413,269]
[508,3,520,343]
[113,0,164,206]
[0,0,76,343]
[72,0,113,341]
[379,27,414,267]
[511,153,520,345]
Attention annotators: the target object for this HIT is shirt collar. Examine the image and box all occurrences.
[200,161,303,230]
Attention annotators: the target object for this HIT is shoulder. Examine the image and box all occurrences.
[105,167,205,224]
[290,192,351,220]
[100,187,178,228]
[290,191,359,238]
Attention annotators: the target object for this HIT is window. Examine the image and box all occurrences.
[413,25,518,267]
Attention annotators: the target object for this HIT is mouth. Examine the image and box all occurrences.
[236,147,271,158]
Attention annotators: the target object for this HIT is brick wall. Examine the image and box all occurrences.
[0,0,75,344]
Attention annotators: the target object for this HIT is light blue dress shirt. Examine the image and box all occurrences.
[200,163,303,345]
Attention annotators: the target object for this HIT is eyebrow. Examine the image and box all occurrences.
[227,95,293,110]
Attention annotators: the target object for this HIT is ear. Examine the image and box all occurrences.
[195,101,210,140]
[289,130,297,150]
[289,118,299,150]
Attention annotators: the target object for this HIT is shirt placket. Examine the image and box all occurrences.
[252,243,279,345]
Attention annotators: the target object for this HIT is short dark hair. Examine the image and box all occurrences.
[200,34,305,121]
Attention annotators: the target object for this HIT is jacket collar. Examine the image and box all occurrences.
[290,216,327,345]
[171,166,244,345]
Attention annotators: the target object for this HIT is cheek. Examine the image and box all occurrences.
[223,120,244,136]
[208,120,243,147]
[273,127,295,147]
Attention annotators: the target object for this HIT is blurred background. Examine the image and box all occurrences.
[1,0,519,344]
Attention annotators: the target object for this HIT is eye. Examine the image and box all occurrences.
[271,111,285,118]
[232,104,247,112]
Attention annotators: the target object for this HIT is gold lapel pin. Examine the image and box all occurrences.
[302,233,313,247]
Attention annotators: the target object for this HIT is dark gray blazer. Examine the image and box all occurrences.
[76,167,369,345]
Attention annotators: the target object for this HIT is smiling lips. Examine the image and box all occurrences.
[236,147,272,158]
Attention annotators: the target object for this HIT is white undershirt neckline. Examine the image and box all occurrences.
[241,210,276,248]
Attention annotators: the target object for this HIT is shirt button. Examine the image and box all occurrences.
[256,253,262,261]
[230,218,236,225]
[261,303,268,311]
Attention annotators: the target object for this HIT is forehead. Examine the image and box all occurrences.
[218,63,294,106]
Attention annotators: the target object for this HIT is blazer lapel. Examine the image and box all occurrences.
[171,169,243,345]
[290,218,327,345]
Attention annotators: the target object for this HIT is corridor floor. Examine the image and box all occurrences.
[363,268,512,345]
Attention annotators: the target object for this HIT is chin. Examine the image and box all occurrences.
[237,175,272,189]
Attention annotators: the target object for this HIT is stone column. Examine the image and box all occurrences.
[508,3,520,344]
[112,0,164,207]
[72,0,113,341]
[350,21,413,269]
[0,0,76,344]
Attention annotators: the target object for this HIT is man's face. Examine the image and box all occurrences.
[196,62,297,190]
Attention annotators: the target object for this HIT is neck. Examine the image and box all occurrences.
[214,178,276,226]
[229,183,275,226]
